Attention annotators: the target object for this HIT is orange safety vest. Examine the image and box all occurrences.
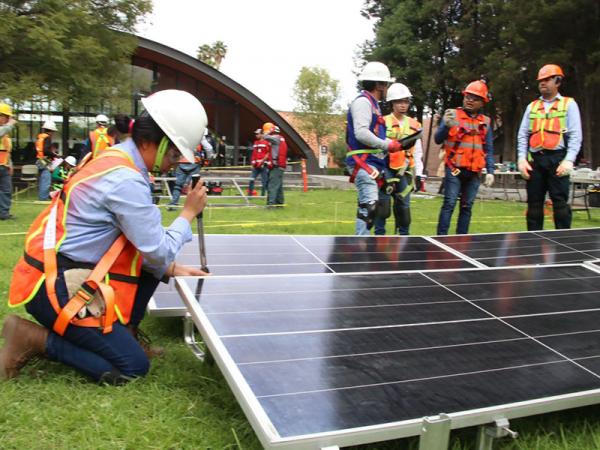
[90,127,115,158]
[0,133,11,166]
[8,149,143,336]
[444,108,490,173]
[385,114,421,171]
[528,97,572,151]
[35,133,50,160]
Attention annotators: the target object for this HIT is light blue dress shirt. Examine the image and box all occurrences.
[517,94,582,162]
[58,139,192,279]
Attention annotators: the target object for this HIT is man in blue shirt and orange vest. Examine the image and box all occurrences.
[436,79,495,235]
[517,64,582,230]
[0,103,16,220]
[346,61,403,235]
[35,120,59,201]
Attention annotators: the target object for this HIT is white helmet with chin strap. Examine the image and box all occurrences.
[95,114,109,124]
[386,83,412,102]
[42,120,58,132]
[358,62,395,83]
[141,90,208,169]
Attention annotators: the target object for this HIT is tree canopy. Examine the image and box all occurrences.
[196,41,228,70]
[293,66,341,150]
[361,0,600,164]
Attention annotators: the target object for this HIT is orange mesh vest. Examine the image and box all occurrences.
[90,127,115,158]
[385,114,421,171]
[35,133,49,160]
[528,97,572,151]
[444,108,490,173]
[0,133,11,166]
[8,149,143,335]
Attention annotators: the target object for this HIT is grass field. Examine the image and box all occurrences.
[1,188,600,450]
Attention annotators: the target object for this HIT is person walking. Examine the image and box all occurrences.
[436,79,495,235]
[345,61,402,235]
[35,120,59,201]
[1,90,209,385]
[374,83,423,235]
[517,64,582,230]
[248,128,272,196]
[0,103,17,220]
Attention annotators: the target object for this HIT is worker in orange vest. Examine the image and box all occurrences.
[85,114,115,158]
[517,64,582,230]
[436,79,495,235]
[35,120,59,200]
[1,90,209,384]
[0,103,17,220]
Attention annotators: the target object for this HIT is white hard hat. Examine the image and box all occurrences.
[274,126,280,134]
[95,114,109,124]
[254,128,262,134]
[141,90,207,164]
[358,61,395,83]
[387,83,412,102]
[42,120,58,131]
[65,156,77,166]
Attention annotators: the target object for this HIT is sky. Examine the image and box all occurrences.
[138,0,375,112]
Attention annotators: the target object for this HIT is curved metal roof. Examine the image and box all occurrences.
[135,36,317,170]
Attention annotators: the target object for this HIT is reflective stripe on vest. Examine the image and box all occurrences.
[8,149,143,335]
[90,128,115,158]
[35,133,49,160]
[385,114,421,171]
[443,108,489,173]
[528,97,572,150]
[346,91,387,154]
[0,134,11,166]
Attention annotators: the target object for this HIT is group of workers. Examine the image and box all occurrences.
[249,122,288,206]
[346,62,582,235]
[0,59,584,385]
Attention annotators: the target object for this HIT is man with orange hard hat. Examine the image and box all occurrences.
[517,64,582,230]
[435,79,495,235]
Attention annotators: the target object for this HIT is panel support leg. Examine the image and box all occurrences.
[476,418,518,450]
[183,313,205,361]
[418,414,451,450]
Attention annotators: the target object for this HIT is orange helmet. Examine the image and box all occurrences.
[262,122,275,134]
[462,80,490,103]
[537,64,564,80]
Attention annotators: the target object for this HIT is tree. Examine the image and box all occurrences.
[196,41,228,69]
[292,66,341,151]
[0,0,152,108]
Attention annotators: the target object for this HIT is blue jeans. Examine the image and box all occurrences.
[353,166,381,235]
[0,166,12,218]
[170,164,199,205]
[249,166,269,196]
[25,268,159,381]
[374,170,412,235]
[437,167,481,235]
[38,167,51,201]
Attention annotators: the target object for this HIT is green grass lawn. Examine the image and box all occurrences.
[1,188,600,450]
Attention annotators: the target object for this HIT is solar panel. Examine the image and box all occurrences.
[177,263,600,448]
[432,228,600,267]
[148,234,474,316]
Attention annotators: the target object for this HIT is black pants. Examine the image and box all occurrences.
[526,150,571,231]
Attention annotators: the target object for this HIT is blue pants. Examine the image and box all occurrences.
[249,166,269,196]
[38,167,51,201]
[352,166,382,235]
[0,166,12,218]
[25,268,159,381]
[170,164,199,205]
[437,167,481,235]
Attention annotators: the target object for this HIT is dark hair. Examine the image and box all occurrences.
[131,111,166,147]
[361,80,377,91]
[114,113,133,134]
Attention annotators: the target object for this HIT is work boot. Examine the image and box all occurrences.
[0,315,49,379]
[127,325,165,359]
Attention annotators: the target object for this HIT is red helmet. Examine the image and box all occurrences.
[537,64,564,81]
[462,80,490,103]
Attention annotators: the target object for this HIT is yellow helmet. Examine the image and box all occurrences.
[0,103,13,117]
[262,122,275,134]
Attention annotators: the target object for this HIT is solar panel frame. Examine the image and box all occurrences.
[176,262,600,449]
